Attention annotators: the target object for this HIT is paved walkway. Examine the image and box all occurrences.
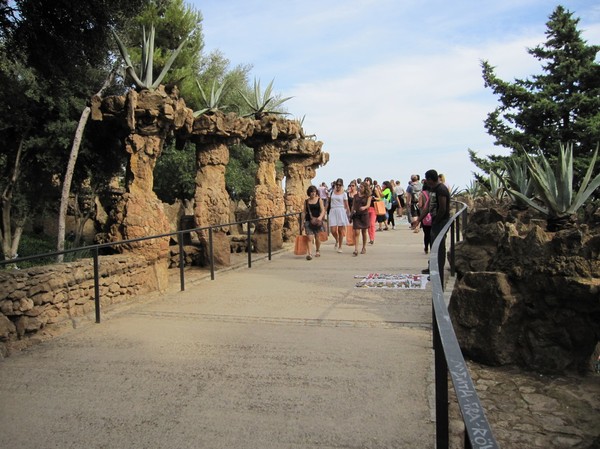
[0,220,440,449]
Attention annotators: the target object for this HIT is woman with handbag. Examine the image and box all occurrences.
[303,185,326,260]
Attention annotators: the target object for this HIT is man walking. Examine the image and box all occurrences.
[411,170,450,283]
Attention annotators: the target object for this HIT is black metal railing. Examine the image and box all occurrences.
[431,201,499,449]
[0,211,303,323]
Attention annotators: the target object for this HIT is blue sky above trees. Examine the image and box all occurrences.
[192,0,600,189]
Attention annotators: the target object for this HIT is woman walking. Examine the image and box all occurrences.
[303,185,326,260]
[380,180,393,231]
[346,180,357,210]
[351,181,372,256]
[328,178,351,252]
[363,177,380,244]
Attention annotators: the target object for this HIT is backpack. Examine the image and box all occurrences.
[411,182,422,203]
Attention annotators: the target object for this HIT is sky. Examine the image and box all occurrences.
[190,0,600,190]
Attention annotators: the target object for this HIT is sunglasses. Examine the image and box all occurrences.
[336,184,343,187]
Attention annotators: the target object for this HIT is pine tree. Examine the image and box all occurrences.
[479,5,600,178]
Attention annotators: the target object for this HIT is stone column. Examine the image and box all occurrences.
[193,141,231,266]
[252,142,285,252]
[97,87,193,292]
[280,140,328,241]
[282,158,312,241]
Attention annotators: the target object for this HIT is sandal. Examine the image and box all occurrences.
[352,251,358,257]
[306,254,312,260]
[315,251,320,257]
[361,248,366,254]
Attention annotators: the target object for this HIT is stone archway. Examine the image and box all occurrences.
[91,89,329,268]
[244,116,303,252]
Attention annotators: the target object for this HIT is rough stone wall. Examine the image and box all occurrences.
[449,206,600,374]
[0,255,161,357]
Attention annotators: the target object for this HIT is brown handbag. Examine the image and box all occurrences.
[294,233,309,255]
[374,200,386,216]
[345,225,355,245]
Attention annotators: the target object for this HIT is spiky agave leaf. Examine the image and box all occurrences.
[507,143,600,220]
[112,24,188,90]
[497,158,534,208]
[150,31,190,89]
[111,29,146,88]
[480,171,506,202]
[193,79,228,117]
[238,78,292,117]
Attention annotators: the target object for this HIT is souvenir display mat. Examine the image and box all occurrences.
[354,273,428,290]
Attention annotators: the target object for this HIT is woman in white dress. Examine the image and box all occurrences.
[328,178,351,252]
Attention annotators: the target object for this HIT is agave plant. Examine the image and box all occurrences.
[293,115,306,126]
[238,78,292,118]
[480,172,506,204]
[496,158,534,209]
[112,25,188,90]
[507,143,600,230]
[193,79,228,117]
[462,180,481,198]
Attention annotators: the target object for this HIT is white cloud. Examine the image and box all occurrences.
[194,0,600,189]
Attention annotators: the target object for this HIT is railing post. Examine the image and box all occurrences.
[267,218,272,261]
[209,227,215,280]
[450,221,456,278]
[434,314,449,449]
[247,221,252,268]
[93,247,100,324]
[178,232,185,291]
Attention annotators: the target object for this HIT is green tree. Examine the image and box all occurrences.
[154,140,196,203]
[0,0,149,259]
[477,6,600,179]
[226,144,258,204]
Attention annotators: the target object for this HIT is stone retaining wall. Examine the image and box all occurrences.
[0,255,165,356]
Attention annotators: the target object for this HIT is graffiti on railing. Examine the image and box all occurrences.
[449,359,499,449]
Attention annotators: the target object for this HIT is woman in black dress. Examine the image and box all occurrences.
[351,181,372,256]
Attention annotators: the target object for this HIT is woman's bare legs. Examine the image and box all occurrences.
[315,233,321,256]
[335,226,344,251]
[361,229,368,253]
[306,234,314,260]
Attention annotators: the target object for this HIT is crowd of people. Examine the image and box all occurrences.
[301,171,451,274]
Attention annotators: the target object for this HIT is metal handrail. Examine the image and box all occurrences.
[430,201,499,449]
[0,211,303,323]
